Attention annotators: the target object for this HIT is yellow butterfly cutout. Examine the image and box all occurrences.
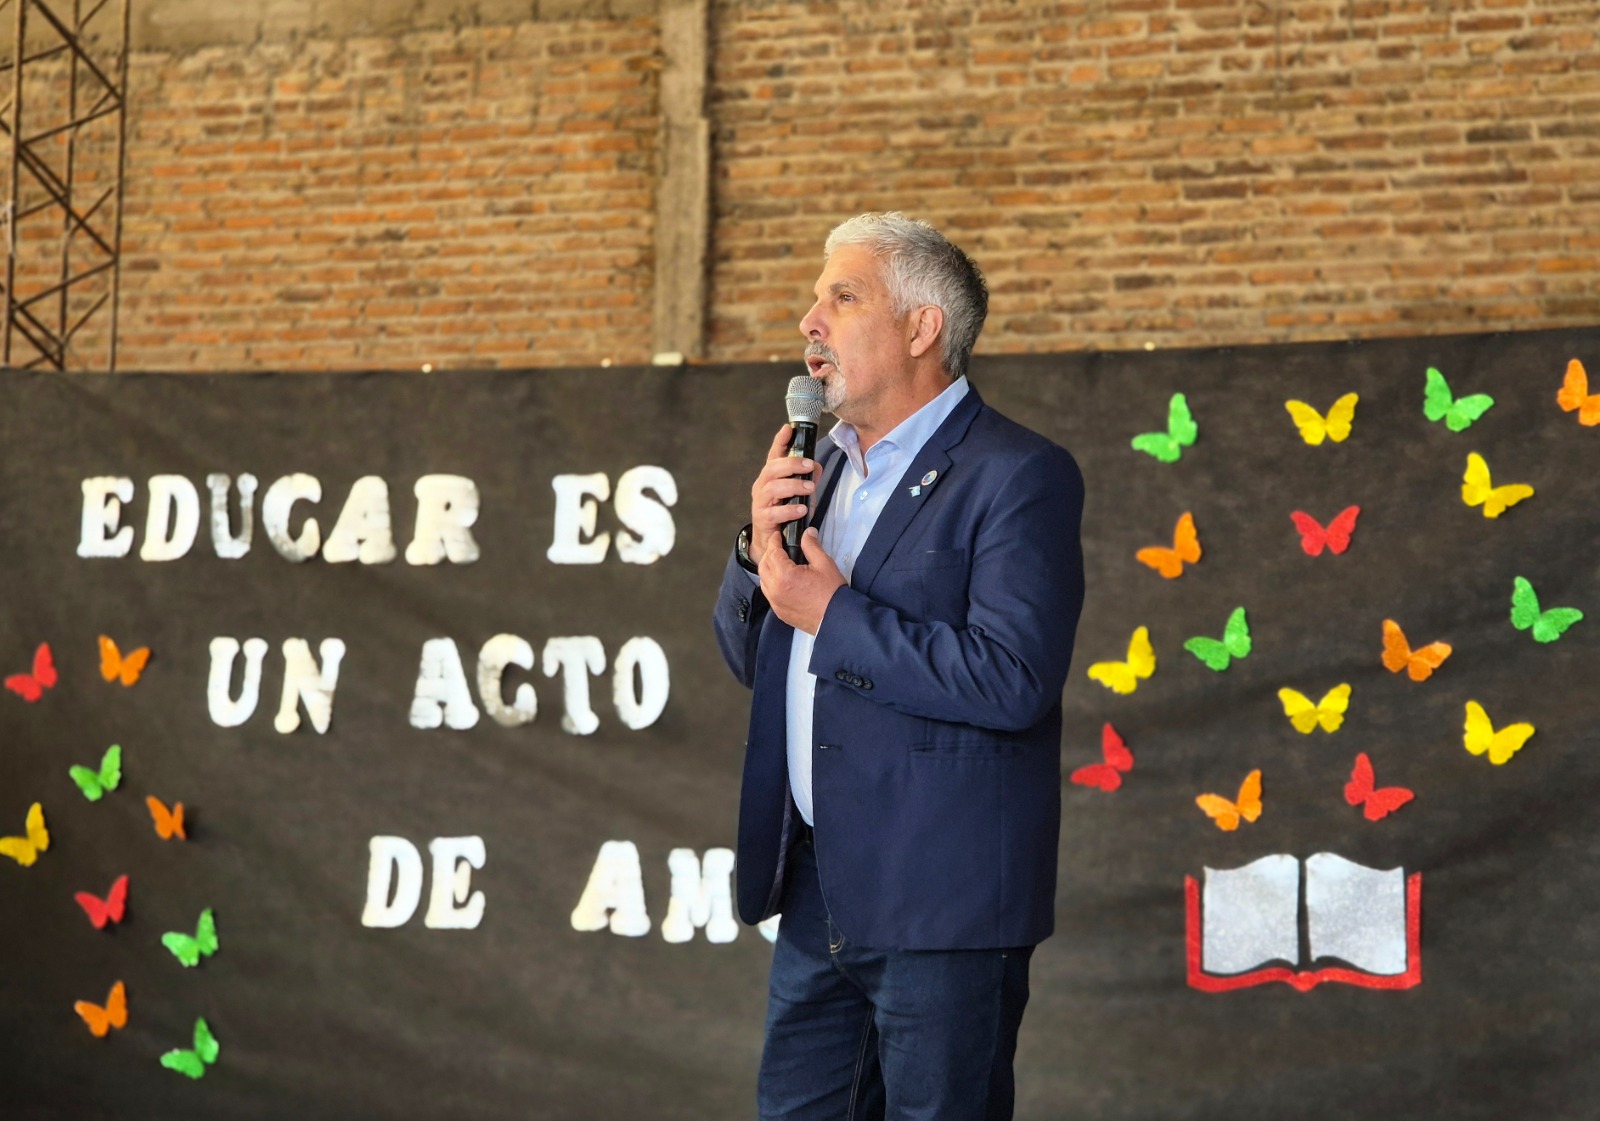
[75,980,128,1037]
[98,635,151,686]
[1284,393,1358,446]
[1278,684,1352,734]
[1461,452,1534,519]
[1195,769,1262,831]
[0,802,49,866]
[1087,626,1155,695]
[1463,700,1535,765]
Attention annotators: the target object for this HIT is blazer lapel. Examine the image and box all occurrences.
[850,387,984,596]
[810,443,848,530]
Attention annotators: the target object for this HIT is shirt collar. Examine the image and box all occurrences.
[828,376,970,478]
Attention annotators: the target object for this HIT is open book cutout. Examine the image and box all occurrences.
[1185,853,1421,992]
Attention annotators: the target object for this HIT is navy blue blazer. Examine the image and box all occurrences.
[713,387,1085,950]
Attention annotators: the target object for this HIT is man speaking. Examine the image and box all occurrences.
[713,213,1085,1121]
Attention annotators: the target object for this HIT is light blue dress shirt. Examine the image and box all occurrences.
[783,375,970,825]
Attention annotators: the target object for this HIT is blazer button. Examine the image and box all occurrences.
[736,605,748,623]
[859,678,873,690]
[834,670,850,682]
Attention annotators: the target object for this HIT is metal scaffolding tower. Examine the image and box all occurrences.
[0,0,129,371]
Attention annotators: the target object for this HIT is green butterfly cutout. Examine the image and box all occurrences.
[160,1017,220,1080]
[1183,607,1252,671]
[1423,367,1495,432]
[1131,393,1198,463]
[1510,576,1584,644]
[162,908,219,968]
[68,744,122,802]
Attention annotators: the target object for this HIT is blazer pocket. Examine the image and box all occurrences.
[892,547,968,571]
[909,741,1021,758]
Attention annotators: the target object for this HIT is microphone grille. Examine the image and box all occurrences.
[786,376,825,425]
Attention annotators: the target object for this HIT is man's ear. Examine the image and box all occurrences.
[907,305,944,360]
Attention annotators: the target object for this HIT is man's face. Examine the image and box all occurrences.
[798,245,911,425]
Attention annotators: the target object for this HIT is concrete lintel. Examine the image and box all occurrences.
[133,0,656,53]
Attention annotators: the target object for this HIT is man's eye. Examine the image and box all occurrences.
[838,293,854,303]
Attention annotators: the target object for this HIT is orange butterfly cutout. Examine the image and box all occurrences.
[1070,723,1135,791]
[1558,359,1600,426]
[147,796,187,840]
[98,636,150,686]
[75,980,128,1037]
[1380,619,1452,682]
[1195,769,1262,832]
[1135,512,1201,579]
[1344,753,1414,822]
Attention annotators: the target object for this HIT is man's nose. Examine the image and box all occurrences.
[798,303,825,339]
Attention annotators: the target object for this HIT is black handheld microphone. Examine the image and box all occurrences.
[782,375,825,563]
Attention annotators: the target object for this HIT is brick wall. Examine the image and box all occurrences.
[99,0,1600,371]
[710,0,1600,360]
[117,15,658,371]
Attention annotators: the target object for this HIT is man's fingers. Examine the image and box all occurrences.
[766,424,793,462]
[752,507,806,560]
[758,530,788,574]
[752,452,814,499]
[758,474,815,505]
[759,454,815,484]
[755,502,810,529]
[798,526,835,570]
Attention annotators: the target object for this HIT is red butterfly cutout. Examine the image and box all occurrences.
[75,874,130,929]
[1290,505,1361,556]
[5,643,58,702]
[1071,723,1135,791]
[1344,753,1414,821]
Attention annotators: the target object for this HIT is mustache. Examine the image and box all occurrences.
[805,342,840,368]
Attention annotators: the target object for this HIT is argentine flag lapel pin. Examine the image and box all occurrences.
[908,468,939,498]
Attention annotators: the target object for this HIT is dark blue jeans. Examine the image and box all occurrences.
[758,835,1034,1121]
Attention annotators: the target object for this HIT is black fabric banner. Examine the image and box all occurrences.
[1,326,1597,1121]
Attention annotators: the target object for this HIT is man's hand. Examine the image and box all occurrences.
[748,424,819,566]
[758,527,846,636]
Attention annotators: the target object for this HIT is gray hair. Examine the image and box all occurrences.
[823,212,988,380]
